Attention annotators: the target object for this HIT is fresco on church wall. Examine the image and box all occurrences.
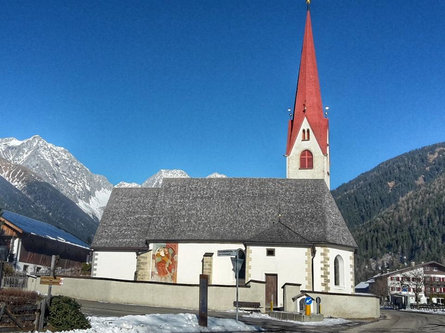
[151,243,178,283]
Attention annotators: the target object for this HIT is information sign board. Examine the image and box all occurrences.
[40,276,63,286]
[217,250,238,257]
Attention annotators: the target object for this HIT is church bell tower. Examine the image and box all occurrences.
[285,2,330,189]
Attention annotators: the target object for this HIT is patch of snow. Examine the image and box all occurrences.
[243,312,350,326]
[402,308,445,315]
[30,313,261,333]
[1,137,23,147]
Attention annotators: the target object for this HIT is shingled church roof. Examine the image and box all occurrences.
[92,178,357,250]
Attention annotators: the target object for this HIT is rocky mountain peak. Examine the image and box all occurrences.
[0,136,113,221]
[142,169,190,188]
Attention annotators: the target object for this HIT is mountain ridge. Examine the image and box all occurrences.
[332,142,445,282]
[0,135,113,221]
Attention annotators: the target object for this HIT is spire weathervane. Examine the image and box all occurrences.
[306,0,311,10]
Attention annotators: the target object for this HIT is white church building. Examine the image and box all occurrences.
[91,5,359,311]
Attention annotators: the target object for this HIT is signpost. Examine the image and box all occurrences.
[316,296,321,314]
[38,255,57,331]
[304,297,312,316]
[218,249,244,321]
[198,274,208,327]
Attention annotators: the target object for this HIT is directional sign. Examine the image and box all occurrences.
[217,250,239,257]
[304,297,313,305]
[231,257,244,273]
[40,276,63,286]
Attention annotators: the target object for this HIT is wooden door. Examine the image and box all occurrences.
[265,274,278,308]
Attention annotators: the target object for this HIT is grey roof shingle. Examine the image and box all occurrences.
[92,178,357,249]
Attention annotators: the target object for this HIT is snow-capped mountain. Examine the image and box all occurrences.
[0,136,113,221]
[142,169,190,188]
[0,157,98,243]
[115,181,142,188]
[206,172,227,178]
[117,170,227,188]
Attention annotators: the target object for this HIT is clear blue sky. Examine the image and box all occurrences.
[1,1,444,189]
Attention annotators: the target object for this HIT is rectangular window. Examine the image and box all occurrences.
[391,287,395,291]
[390,277,394,281]
[266,248,275,257]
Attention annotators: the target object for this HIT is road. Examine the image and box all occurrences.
[342,310,445,333]
[78,300,445,332]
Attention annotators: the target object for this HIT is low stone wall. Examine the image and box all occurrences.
[282,285,380,319]
[27,276,265,312]
[27,277,380,319]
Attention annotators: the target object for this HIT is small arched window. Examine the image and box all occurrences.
[334,255,344,287]
[302,129,306,141]
[300,150,313,169]
[307,129,310,140]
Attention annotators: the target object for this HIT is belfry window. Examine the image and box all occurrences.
[306,129,310,140]
[300,150,313,169]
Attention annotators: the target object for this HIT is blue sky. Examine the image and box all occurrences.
[1,0,444,189]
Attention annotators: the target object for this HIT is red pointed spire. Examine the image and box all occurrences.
[285,9,328,156]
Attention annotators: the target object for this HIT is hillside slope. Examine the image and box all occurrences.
[333,143,445,228]
[332,142,445,282]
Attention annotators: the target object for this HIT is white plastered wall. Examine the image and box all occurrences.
[329,248,354,293]
[176,243,244,285]
[312,246,354,293]
[92,251,137,281]
[286,117,330,188]
[248,246,308,307]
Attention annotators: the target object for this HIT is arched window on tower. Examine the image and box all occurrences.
[302,129,306,141]
[307,129,310,140]
[300,150,313,169]
[334,255,344,287]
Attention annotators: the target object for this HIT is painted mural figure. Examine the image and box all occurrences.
[151,243,178,283]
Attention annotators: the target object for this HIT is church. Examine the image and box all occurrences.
[91,4,357,310]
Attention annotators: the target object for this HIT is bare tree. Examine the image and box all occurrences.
[399,269,424,306]
[370,276,389,305]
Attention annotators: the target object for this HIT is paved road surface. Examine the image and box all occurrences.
[342,310,445,333]
[78,300,445,332]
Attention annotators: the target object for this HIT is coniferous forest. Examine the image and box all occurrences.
[332,142,445,283]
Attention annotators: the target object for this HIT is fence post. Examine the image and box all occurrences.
[0,261,3,289]
[38,299,46,331]
[37,255,57,331]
